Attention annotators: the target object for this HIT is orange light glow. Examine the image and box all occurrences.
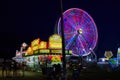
[26,47,33,55]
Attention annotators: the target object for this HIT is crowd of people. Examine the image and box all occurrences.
[1,58,83,80]
[41,63,62,80]
[1,59,25,78]
[41,61,83,80]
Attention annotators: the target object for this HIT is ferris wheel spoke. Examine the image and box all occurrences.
[65,34,78,49]
[80,35,91,50]
[72,16,80,28]
[81,34,93,51]
[83,33,95,43]
[78,35,88,54]
[64,31,76,35]
[79,14,85,26]
[64,32,76,42]
[80,35,90,47]
[66,15,76,30]
[64,26,76,34]
[66,20,77,30]
[78,36,85,49]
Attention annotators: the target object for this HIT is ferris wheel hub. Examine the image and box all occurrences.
[78,29,83,34]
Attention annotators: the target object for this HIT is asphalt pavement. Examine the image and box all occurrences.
[0,66,120,80]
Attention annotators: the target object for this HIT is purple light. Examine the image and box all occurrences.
[57,8,98,56]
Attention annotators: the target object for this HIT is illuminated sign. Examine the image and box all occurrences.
[49,34,62,42]
[51,55,61,62]
[39,49,50,53]
[104,51,113,59]
[49,43,62,49]
[49,34,62,49]
[31,38,40,47]
[39,41,47,49]
[51,50,62,53]
[51,50,72,54]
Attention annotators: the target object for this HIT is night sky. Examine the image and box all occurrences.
[0,0,120,59]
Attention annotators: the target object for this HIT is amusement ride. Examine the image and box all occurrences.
[56,8,98,62]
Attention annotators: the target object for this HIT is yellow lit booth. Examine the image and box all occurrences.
[24,34,72,69]
[48,34,62,65]
[48,34,72,64]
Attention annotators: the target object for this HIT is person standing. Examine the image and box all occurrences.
[2,59,6,78]
[13,60,17,77]
[22,61,26,77]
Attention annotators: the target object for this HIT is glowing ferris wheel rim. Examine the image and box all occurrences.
[57,8,98,56]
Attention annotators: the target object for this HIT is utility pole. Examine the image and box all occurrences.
[60,0,66,79]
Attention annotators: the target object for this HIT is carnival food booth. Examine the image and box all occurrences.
[24,34,72,70]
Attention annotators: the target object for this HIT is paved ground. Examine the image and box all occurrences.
[0,69,44,80]
[0,66,120,80]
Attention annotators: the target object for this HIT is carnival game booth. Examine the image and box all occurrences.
[24,34,72,70]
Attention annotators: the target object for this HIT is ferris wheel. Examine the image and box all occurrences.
[56,8,98,57]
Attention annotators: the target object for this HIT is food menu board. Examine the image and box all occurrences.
[51,50,62,53]
[39,49,50,53]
